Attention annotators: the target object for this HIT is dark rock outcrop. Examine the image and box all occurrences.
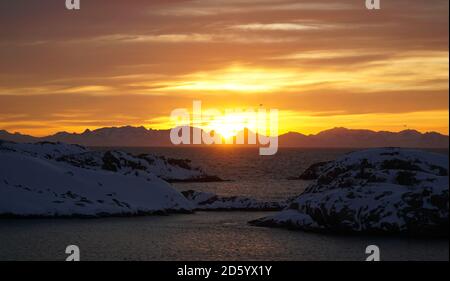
[182,190,285,211]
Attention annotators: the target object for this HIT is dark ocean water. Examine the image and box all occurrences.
[122,147,448,200]
[0,147,448,261]
[0,212,448,261]
[123,147,359,200]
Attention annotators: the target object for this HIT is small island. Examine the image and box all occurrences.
[250,148,449,236]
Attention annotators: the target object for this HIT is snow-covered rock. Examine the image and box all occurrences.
[250,148,449,236]
[181,190,285,211]
[57,150,221,182]
[289,161,330,180]
[0,140,88,159]
[0,141,196,217]
[0,141,221,182]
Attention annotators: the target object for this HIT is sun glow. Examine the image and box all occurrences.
[160,66,299,93]
[206,114,249,139]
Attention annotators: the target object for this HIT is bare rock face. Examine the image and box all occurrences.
[251,148,449,236]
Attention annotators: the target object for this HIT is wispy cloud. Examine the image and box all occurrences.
[58,85,115,94]
[231,23,325,31]
[95,34,214,43]
[151,1,355,17]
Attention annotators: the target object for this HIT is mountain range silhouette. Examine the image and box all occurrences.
[0,126,448,148]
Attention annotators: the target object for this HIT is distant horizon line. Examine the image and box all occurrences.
[1,125,449,138]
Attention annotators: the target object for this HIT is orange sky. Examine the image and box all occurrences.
[0,0,448,136]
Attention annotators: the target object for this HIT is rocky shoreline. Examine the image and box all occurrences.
[181,190,286,211]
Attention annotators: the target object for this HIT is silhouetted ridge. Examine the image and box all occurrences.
[0,126,448,148]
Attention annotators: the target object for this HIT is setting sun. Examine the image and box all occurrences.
[208,114,245,139]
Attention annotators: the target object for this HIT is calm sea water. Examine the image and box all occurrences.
[0,212,448,261]
[122,147,448,200]
[127,147,355,200]
[0,148,448,261]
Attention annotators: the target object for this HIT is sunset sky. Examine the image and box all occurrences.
[0,0,448,136]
